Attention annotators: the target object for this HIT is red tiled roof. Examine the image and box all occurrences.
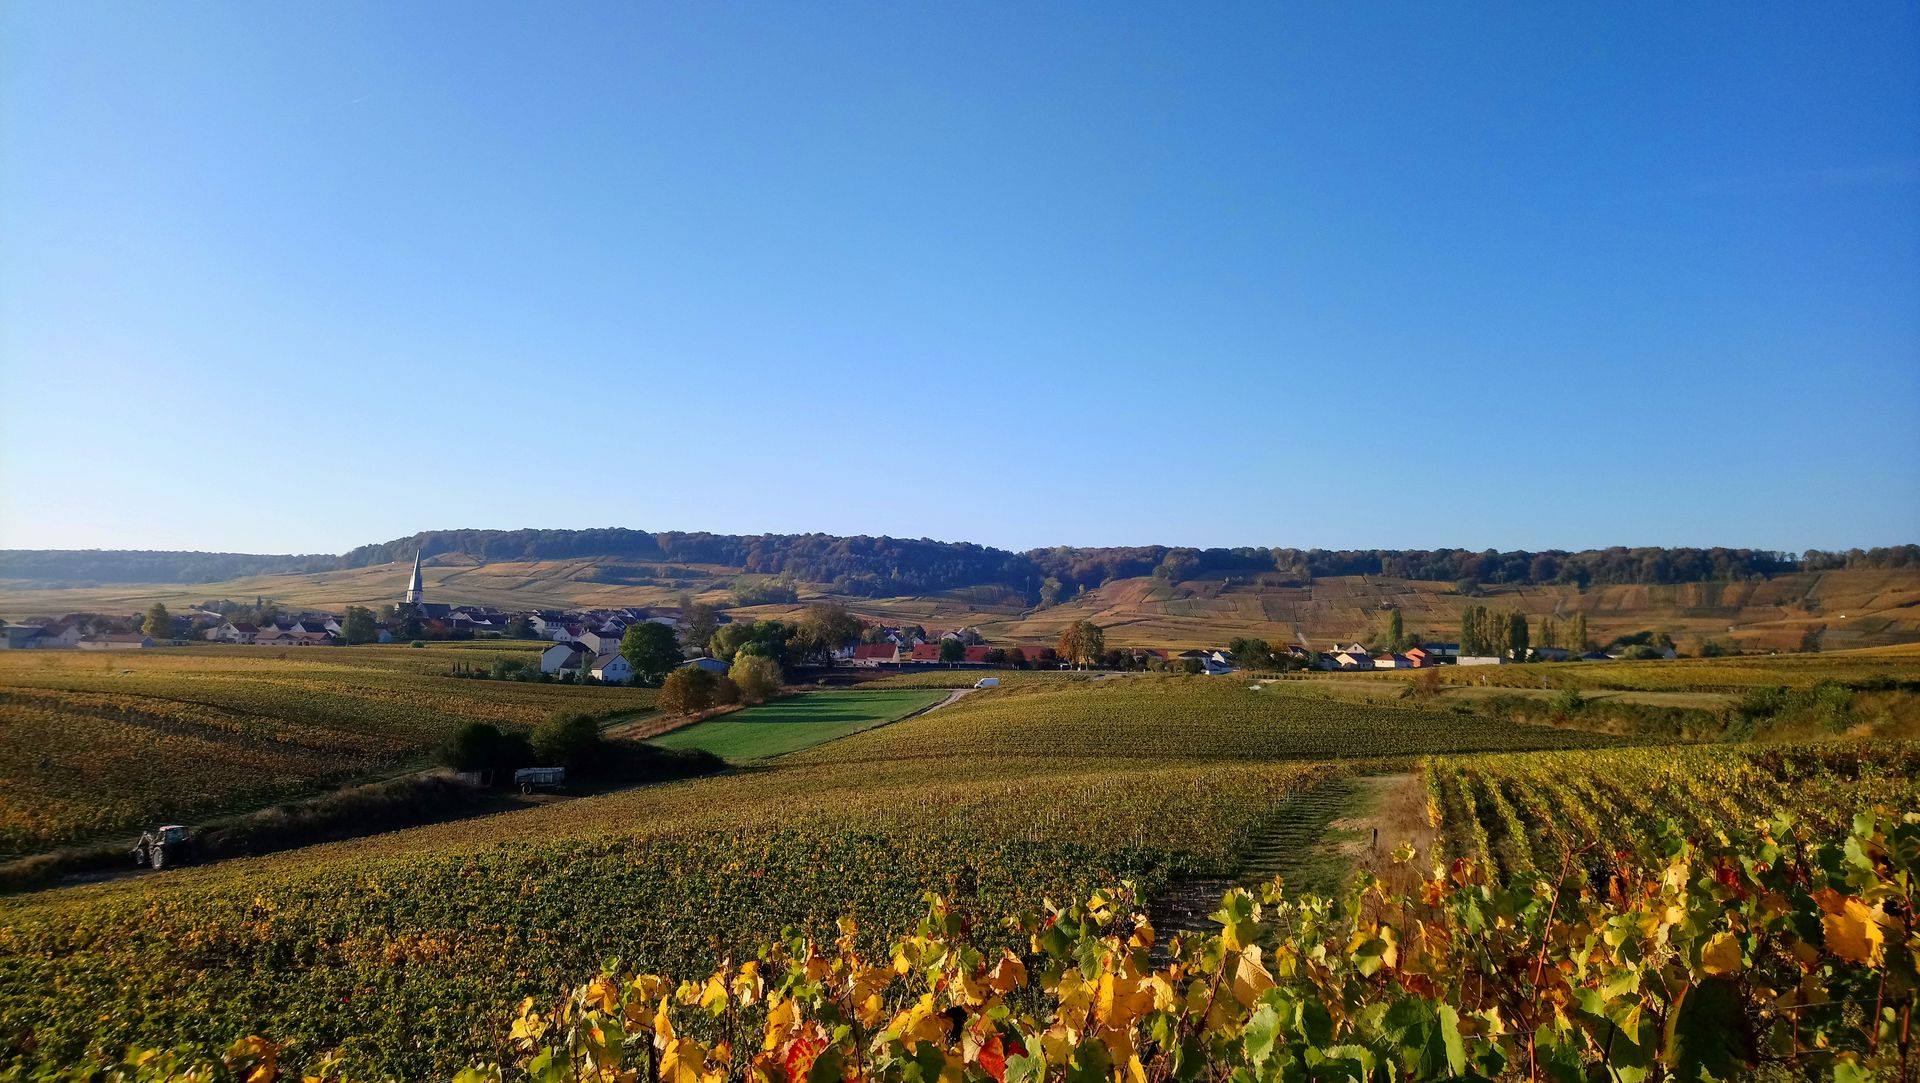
[852,643,898,661]
[909,643,941,661]
[964,645,991,663]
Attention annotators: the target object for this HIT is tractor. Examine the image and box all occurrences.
[132,824,194,870]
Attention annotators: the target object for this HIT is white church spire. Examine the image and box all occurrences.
[403,549,424,605]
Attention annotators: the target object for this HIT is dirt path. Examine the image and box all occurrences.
[1328,772,1437,868]
[1148,771,1438,950]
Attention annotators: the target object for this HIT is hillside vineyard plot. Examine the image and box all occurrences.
[797,676,1627,766]
[1425,740,1920,881]
[0,646,655,856]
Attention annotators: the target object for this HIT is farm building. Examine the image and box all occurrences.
[851,643,900,667]
[679,657,729,674]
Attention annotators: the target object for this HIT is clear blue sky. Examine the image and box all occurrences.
[2,3,1916,556]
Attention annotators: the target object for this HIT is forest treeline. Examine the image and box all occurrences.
[3,531,1915,597]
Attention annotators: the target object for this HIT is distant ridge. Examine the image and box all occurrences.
[2,529,1914,595]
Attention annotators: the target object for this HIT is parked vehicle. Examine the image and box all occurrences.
[973,677,1001,688]
[513,766,566,794]
[132,824,193,869]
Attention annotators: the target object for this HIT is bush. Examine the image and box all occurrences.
[439,722,504,772]
[532,713,603,774]
[659,667,720,715]
[729,655,783,705]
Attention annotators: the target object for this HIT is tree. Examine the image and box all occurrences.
[533,713,603,773]
[1460,606,1485,656]
[343,605,378,645]
[678,596,721,654]
[729,654,782,705]
[1799,626,1824,653]
[1507,612,1530,661]
[505,615,533,639]
[620,622,682,686]
[1568,612,1589,652]
[392,602,424,641]
[799,604,862,664]
[939,638,965,663]
[1057,620,1105,668]
[1381,610,1405,652]
[143,603,172,639]
[658,667,719,715]
[439,722,503,772]
[1228,638,1273,669]
[1038,577,1065,608]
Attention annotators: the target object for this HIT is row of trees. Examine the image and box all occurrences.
[1458,606,1533,659]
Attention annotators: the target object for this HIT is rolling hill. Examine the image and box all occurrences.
[3,531,1916,652]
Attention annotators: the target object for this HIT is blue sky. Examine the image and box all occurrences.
[2,3,1916,556]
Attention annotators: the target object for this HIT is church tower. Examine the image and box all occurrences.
[403,550,424,605]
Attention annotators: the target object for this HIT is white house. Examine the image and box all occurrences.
[1371,653,1411,669]
[590,653,634,683]
[1333,650,1375,670]
[78,634,154,650]
[540,642,591,675]
[574,628,623,655]
[209,621,260,644]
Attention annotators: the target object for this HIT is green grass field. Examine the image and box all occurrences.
[650,689,946,760]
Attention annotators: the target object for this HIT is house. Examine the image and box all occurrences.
[1403,646,1432,668]
[1371,653,1411,669]
[909,643,942,662]
[963,645,992,664]
[1419,642,1461,659]
[78,633,154,650]
[0,626,43,650]
[1527,647,1571,662]
[1202,656,1234,676]
[208,621,260,644]
[34,622,83,649]
[851,643,900,667]
[1332,649,1374,670]
[590,653,634,683]
[574,628,623,655]
[540,642,591,675]
[1578,651,1611,662]
[1014,646,1054,667]
[679,656,729,674]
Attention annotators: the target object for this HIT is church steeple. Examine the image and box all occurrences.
[403,550,424,605]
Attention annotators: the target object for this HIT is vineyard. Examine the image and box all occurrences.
[804,677,1627,766]
[1425,739,1920,881]
[0,646,655,856]
[0,656,1915,1077]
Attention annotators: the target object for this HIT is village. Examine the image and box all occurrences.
[0,549,1680,677]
